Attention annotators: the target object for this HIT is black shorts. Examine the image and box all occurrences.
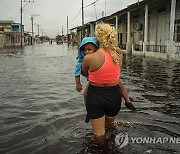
[85,84,122,122]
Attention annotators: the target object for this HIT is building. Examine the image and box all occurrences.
[0,20,32,47]
[70,0,180,61]
[0,20,13,47]
[0,31,4,48]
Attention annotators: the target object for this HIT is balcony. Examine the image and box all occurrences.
[134,44,143,51]
[175,46,180,54]
[146,45,167,53]
[119,44,126,50]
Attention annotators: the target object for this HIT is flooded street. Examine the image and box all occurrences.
[0,43,180,154]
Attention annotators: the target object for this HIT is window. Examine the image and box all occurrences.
[157,7,166,13]
[176,26,180,42]
[175,19,180,42]
[0,27,4,31]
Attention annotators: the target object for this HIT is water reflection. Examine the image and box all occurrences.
[0,44,179,153]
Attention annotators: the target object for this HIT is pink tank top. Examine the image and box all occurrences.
[88,48,121,84]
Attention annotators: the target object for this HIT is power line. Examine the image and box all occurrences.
[22,9,66,31]
[84,0,99,8]
[0,1,10,9]
[94,3,97,20]
[69,7,82,24]
[69,0,99,25]
[0,1,17,11]
[74,0,81,3]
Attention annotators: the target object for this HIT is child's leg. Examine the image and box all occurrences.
[119,79,136,111]
[83,83,89,105]
[119,79,130,103]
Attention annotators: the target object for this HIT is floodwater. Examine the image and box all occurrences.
[0,43,179,154]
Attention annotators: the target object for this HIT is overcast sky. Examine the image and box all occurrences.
[0,0,140,37]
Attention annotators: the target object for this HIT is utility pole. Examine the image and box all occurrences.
[21,0,23,47]
[62,26,64,42]
[20,0,34,47]
[31,15,34,45]
[82,0,84,38]
[102,11,104,18]
[41,29,44,36]
[105,0,106,17]
[31,14,39,45]
[37,24,40,37]
[37,24,40,43]
[67,16,69,42]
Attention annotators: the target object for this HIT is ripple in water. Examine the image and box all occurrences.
[0,44,180,153]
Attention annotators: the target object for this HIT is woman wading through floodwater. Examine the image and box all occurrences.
[82,23,123,144]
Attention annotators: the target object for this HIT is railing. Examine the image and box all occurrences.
[134,44,143,51]
[146,45,167,53]
[119,44,126,50]
[175,46,180,54]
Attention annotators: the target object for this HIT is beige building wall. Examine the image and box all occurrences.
[121,15,127,45]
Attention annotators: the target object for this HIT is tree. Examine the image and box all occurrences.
[40,36,50,42]
[55,35,63,44]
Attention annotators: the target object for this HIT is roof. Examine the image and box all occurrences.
[0,20,14,24]
[4,31,21,35]
[70,0,162,30]
[12,23,21,26]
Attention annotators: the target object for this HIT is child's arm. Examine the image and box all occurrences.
[75,76,82,92]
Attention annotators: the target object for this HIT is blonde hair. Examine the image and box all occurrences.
[95,23,121,66]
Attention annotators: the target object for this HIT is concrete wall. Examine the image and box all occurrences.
[90,23,95,36]
[148,0,170,45]
[122,15,127,45]
[145,51,167,60]
[0,34,4,47]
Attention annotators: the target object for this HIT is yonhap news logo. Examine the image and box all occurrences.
[115,132,180,148]
[115,133,129,148]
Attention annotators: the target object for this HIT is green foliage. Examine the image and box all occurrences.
[55,35,62,41]
[40,36,50,41]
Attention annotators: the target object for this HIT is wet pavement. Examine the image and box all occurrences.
[0,43,180,154]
